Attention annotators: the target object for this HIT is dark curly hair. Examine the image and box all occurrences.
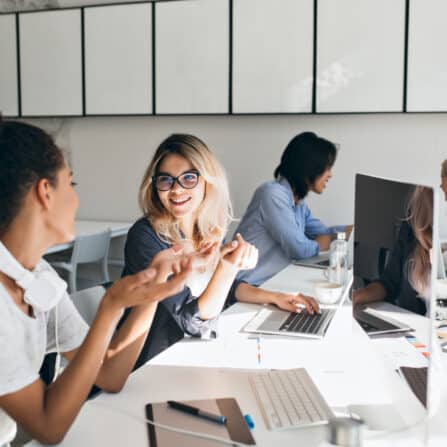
[0,118,64,236]
[274,132,337,199]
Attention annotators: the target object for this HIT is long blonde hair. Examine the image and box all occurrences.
[139,134,233,247]
[406,186,433,297]
[441,159,447,178]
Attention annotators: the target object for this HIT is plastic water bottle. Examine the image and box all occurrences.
[328,232,348,285]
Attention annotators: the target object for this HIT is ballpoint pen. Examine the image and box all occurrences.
[167,400,227,425]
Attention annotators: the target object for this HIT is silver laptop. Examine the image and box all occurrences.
[242,276,352,339]
[353,306,413,336]
[292,229,354,269]
[354,241,444,336]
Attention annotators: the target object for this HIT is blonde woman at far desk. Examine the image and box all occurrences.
[440,159,447,201]
[120,134,260,368]
[0,120,193,445]
[353,186,432,316]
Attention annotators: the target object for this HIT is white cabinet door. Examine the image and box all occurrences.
[84,4,152,115]
[19,9,83,116]
[155,0,229,114]
[407,0,447,112]
[317,0,405,113]
[0,14,18,117]
[233,0,313,113]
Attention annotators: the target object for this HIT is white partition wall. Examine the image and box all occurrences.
[407,0,447,112]
[0,14,18,117]
[155,0,229,114]
[233,0,313,113]
[19,10,82,116]
[317,0,405,113]
[84,4,152,115]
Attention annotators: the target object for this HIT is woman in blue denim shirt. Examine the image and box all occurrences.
[231,132,351,313]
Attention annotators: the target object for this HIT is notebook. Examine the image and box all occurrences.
[145,398,255,446]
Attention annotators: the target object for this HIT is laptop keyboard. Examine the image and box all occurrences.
[279,309,335,335]
[249,368,334,430]
[400,366,427,408]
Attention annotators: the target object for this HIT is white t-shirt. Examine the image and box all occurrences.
[0,259,89,397]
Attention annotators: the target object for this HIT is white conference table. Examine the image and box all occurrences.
[45,220,132,255]
[34,264,443,447]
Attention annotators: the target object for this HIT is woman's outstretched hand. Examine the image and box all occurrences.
[104,246,193,311]
[220,233,258,271]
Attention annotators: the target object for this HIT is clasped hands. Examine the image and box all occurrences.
[152,233,259,279]
[194,233,259,273]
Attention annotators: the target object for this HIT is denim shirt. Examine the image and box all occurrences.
[234,178,345,286]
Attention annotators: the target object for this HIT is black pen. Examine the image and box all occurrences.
[167,400,227,425]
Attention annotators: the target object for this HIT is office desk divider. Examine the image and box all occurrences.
[145,398,255,446]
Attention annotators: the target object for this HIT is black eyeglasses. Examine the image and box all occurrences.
[152,171,201,191]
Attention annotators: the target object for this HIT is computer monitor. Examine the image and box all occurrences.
[350,174,439,439]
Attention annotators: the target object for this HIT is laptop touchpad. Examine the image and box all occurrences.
[258,311,288,331]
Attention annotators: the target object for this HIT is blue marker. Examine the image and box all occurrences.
[167,401,227,425]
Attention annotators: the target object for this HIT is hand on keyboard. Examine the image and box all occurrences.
[272,292,320,314]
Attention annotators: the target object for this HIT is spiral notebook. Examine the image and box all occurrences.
[145,397,256,446]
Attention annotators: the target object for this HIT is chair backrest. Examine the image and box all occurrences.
[0,410,16,447]
[70,285,106,326]
[72,230,111,264]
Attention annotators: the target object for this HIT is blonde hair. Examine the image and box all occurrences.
[406,186,433,297]
[441,159,447,178]
[139,134,233,247]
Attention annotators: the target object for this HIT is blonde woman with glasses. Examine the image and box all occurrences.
[120,134,259,367]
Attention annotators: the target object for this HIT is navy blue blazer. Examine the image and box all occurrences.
[120,218,224,369]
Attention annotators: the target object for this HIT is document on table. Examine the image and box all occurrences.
[372,337,428,369]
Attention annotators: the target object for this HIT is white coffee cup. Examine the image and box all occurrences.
[314,281,343,305]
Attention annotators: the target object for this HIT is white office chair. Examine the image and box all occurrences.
[0,410,16,447]
[107,234,127,281]
[70,285,106,326]
[50,230,111,293]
